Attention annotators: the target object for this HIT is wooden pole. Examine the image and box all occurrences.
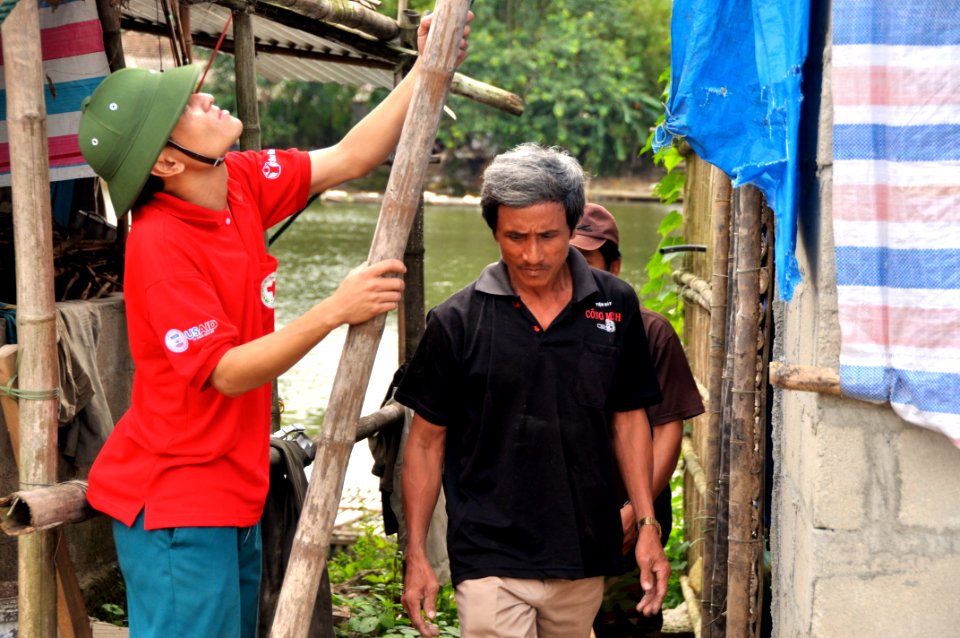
[234,6,262,153]
[0,348,91,638]
[270,4,470,634]
[769,362,841,395]
[701,167,731,637]
[95,0,126,71]
[2,0,60,635]
[246,0,399,40]
[395,7,426,365]
[725,185,764,638]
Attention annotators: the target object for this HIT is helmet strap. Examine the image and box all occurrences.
[166,138,225,167]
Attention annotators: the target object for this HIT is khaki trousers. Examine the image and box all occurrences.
[455,575,604,638]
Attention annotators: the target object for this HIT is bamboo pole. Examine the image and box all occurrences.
[725,185,764,638]
[679,286,711,313]
[681,435,707,498]
[95,0,126,71]
[249,0,399,40]
[449,73,524,116]
[0,348,91,638]
[680,575,703,638]
[701,167,731,637]
[395,7,426,365]
[270,5,470,633]
[2,0,60,635]
[234,7,262,152]
[674,269,712,300]
[0,482,95,535]
[768,362,840,395]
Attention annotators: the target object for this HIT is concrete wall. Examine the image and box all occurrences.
[770,3,960,635]
[0,294,133,589]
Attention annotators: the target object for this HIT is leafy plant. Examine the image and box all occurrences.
[99,602,128,628]
[330,518,460,637]
[640,68,686,336]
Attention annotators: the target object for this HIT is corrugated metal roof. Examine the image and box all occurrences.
[121,0,398,89]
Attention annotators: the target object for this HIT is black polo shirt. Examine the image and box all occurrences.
[396,248,662,584]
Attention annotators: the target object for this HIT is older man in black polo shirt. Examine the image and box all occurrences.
[397,143,669,638]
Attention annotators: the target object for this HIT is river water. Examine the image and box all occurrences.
[270,200,669,497]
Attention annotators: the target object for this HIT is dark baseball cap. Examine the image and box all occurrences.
[570,203,619,251]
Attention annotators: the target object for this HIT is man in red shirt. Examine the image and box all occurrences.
[77,13,470,638]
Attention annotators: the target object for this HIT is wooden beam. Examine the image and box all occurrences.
[194,0,399,43]
[269,2,471,634]
[768,362,841,396]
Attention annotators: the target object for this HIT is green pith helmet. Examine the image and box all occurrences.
[78,64,200,215]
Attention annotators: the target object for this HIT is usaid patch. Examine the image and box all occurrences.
[164,320,219,353]
[164,329,189,353]
[261,149,282,180]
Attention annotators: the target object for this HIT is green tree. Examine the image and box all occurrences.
[435,0,672,176]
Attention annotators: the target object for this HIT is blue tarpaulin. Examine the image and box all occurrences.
[654,0,811,300]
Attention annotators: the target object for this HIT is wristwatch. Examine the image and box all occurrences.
[636,516,662,538]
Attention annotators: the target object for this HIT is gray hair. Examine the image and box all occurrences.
[479,143,585,233]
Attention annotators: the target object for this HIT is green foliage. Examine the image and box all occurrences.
[330,519,460,637]
[640,109,686,335]
[98,603,128,627]
[434,0,672,176]
[663,468,690,609]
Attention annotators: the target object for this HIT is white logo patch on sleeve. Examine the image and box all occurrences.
[164,320,219,353]
[261,149,282,180]
[165,329,189,353]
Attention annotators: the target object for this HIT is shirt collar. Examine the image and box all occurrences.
[476,247,599,302]
[148,191,231,226]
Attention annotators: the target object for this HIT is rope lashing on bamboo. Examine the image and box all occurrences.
[0,359,59,401]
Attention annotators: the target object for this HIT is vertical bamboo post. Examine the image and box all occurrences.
[2,1,60,636]
[700,166,731,635]
[725,185,763,638]
[234,6,261,153]
[396,6,426,364]
[707,187,740,638]
[269,2,470,635]
[94,0,126,71]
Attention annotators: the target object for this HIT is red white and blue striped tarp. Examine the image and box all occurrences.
[832,1,960,445]
[0,0,110,185]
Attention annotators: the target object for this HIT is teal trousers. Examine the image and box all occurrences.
[113,510,262,638]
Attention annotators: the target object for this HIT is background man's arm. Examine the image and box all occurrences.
[612,408,671,616]
[652,419,683,495]
[620,417,683,551]
[401,413,446,638]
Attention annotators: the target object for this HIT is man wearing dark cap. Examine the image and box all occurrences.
[77,13,471,638]
[571,203,705,637]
